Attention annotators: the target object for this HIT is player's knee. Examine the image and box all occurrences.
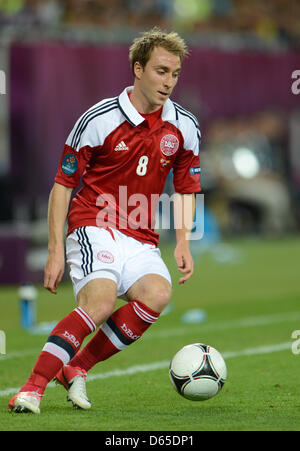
[145,284,172,313]
[77,278,117,326]
[78,291,116,326]
[157,286,172,312]
[80,298,115,327]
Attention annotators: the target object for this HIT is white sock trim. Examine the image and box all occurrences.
[75,307,96,332]
[42,342,70,365]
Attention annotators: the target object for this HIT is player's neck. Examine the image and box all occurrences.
[130,87,162,114]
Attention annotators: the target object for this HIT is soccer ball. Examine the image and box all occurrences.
[169,343,227,401]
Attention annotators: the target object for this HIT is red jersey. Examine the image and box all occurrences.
[55,86,201,246]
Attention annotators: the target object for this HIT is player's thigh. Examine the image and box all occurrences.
[66,226,122,325]
[126,273,172,313]
[77,277,117,326]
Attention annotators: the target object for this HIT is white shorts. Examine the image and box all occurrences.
[66,226,172,299]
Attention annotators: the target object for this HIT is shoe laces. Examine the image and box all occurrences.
[70,366,87,380]
[76,370,87,380]
[73,375,89,400]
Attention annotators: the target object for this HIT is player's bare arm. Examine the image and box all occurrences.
[44,182,73,294]
[173,193,195,284]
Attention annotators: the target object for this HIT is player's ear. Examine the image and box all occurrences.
[133,61,144,80]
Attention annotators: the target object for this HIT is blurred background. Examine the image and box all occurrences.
[0,0,300,285]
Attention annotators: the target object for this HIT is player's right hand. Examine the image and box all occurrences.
[44,250,65,294]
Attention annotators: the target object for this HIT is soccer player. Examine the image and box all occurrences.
[8,27,201,413]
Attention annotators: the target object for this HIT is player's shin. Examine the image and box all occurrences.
[21,307,96,393]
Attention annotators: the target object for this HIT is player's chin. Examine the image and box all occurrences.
[156,92,169,103]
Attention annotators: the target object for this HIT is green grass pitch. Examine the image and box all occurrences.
[0,236,300,431]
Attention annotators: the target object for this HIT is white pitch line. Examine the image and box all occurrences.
[0,341,291,397]
[145,311,300,340]
[0,348,41,362]
[1,310,298,363]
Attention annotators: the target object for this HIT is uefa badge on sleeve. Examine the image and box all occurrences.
[62,154,78,175]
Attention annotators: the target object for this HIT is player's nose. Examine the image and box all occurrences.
[163,74,173,90]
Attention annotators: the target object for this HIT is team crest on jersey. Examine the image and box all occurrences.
[62,154,78,175]
[160,134,179,156]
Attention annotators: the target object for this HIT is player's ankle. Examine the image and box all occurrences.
[23,373,49,393]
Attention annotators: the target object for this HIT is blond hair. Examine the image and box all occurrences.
[129,27,189,74]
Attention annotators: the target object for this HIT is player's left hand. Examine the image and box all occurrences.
[174,244,194,284]
[44,249,65,295]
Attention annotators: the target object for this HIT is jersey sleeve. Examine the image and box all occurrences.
[54,115,100,188]
[172,119,201,194]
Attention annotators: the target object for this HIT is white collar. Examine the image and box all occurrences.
[118,86,177,126]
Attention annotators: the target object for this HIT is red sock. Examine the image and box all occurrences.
[21,307,96,393]
[69,300,160,372]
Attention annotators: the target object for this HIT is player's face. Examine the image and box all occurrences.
[133,46,181,112]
